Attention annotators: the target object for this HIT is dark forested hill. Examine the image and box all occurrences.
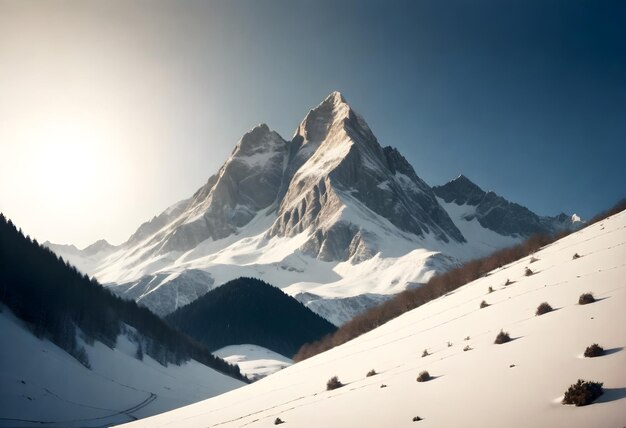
[0,213,245,381]
[166,277,337,358]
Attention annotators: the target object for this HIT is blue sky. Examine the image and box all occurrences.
[1,0,624,246]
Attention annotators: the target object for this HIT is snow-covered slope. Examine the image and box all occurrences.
[213,345,292,382]
[117,209,626,428]
[48,93,580,325]
[0,308,244,427]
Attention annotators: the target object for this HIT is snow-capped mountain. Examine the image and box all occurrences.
[433,174,583,238]
[117,203,626,428]
[48,92,581,325]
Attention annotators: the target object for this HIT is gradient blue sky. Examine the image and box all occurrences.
[1,0,624,246]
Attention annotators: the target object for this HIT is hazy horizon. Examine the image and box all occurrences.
[1,0,624,247]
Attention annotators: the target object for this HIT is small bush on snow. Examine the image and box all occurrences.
[535,302,553,316]
[562,380,603,406]
[274,417,284,425]
[494,330,511,344]
[480,300,490,309]
[366,369,377,377]
[525,267,534,276]
[584,344,604,358]
[579,293,595,305]
[326,376,343,390]
[416,371,431,382]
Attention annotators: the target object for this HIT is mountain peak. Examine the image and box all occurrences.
[324,90,347,105]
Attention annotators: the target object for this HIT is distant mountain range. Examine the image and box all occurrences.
[47,92,582,325]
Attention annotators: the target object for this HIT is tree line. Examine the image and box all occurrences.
[0,213,246,381]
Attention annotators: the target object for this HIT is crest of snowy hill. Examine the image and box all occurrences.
[48,92,580,325]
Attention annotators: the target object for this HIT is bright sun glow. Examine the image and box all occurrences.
[28,120,107,200]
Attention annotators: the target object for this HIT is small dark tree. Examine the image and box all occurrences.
[488,286,494,293]
[366,369,377,377]
[535,302,553,316]
[463,345,472,352]
[326,376,343,390]
[584,344,604,358]
[274,417,284,425]
[412,416,423,422]
[525,267,534,276]
[562,380,603,406]
[480,300,490,309]
[579,293,595,305]
[421,349,429,358]
[529,256,539,263]
[572,253,581,260]
[505,278,513,286]
[494,330,511,344]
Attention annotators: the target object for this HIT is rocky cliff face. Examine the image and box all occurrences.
[136,124,289,255]
[118,92,465,265]
[433,175,582,237]
[267,92,464,262]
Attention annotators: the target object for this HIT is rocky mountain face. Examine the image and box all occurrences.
[267,92,464,262]
[48,92,582,326]
[433,175,582,237]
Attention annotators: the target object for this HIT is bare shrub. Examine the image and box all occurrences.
[412,416,423,421]
[326,376,343,391]
[488,286,494,293]
[366,369,377,377]
[274,417,284,425]
[579,293,595,305]
[562,380,603,406]
[494,330,511,344]
[529,256,539,263]
[416,371,431,382]
[525,267,534,276]
[422,349,429,358]
[447,341,452,347]
[572,253,580,259]
[584,344,604,358]
[504,278,513,286]
[535,302,553,316]
[463,345,472,352]
[480,300,490,309]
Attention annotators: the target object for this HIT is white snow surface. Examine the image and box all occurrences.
[118,210,626,428]
[0,312,244,427]
[213,345,292,382]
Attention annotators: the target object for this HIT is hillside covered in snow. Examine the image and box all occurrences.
[118,207,626,428]
[0,215,246,427]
